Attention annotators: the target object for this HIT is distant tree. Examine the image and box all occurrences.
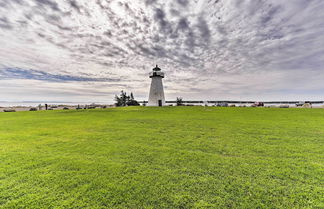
[116,90,127,107]
[176,97,183,106]
[115,91,139,107]
[114,92,123,107]
[127,92,139,106]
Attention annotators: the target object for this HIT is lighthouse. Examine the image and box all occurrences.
[148,65,165,106]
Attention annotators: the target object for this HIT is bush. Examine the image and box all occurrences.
[63,107,69,110]
[3,109,16,112]
[176,97,183,106]
[29,108,38,111]
[127,100,140,106]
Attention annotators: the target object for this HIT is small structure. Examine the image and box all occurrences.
[148,65,165,106]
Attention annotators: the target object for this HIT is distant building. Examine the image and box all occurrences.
[148,65,165,106]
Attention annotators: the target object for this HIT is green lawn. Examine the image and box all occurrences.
[0,107,323,208]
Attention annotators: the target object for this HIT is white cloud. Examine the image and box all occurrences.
[0,0,323,103]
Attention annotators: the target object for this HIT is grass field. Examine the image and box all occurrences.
[0,107,323,208]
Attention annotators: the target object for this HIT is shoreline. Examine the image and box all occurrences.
[1,104,323,112]
[0,104,115,112]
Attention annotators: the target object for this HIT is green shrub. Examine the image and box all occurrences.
[3,109,16,112]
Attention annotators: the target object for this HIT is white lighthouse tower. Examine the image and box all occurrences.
[148,65,165,106]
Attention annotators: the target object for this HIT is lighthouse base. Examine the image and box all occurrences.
[148,77,165,106]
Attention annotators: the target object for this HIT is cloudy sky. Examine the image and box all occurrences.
[0,0,323,103]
